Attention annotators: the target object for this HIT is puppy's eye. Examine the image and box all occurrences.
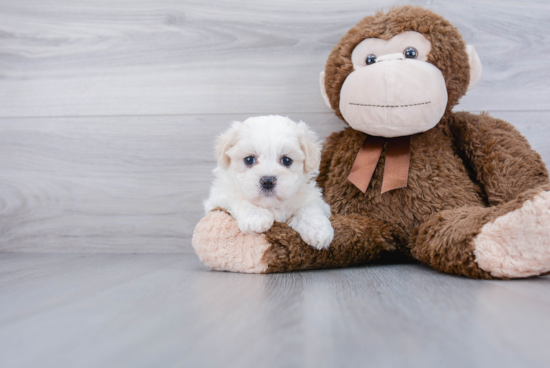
[366,54,377,65]
[244,156,256,166]
[403,47,418,59]
[281,157,293,167]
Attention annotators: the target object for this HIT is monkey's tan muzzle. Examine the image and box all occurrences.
[339,56,448,138]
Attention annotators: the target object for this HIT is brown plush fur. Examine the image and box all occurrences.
[259,6,550,278]
[263,214,409,273]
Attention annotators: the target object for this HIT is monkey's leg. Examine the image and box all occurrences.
[192,210,407,273]
[412,185,550,279]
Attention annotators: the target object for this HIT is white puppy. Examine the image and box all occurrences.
[204,115,334,250]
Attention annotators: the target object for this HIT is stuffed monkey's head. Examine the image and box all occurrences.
[320,6,482,137]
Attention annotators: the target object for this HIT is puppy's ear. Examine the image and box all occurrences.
[296,121,322,174]
[215,121,241,168]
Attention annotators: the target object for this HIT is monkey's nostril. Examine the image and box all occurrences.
[260,176,277,190]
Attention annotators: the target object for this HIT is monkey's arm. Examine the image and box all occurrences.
[449,111,549,205]
[192,210,407,273]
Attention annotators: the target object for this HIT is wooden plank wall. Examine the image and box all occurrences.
[0,0,549,252]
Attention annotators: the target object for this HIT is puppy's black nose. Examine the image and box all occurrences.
[260,176,277,190]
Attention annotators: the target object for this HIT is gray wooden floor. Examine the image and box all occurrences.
[1,1,550,367]
[1,254,549,368]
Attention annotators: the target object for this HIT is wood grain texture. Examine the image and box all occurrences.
[0,111,548,252]
[1,0,550,253]
[1,0,550,117]
[1,253,549,368]
[0,113,346,252]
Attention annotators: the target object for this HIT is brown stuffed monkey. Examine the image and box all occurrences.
[193,5,550,279]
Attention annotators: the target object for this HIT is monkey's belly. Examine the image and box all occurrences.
[324,128,485,234]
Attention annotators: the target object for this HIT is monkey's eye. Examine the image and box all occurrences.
[281,157,293,167]
[244,156,256,166]
[403,47,418,59]
[366,54,377,65]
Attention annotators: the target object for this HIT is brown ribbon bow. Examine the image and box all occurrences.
[348,135,411,194]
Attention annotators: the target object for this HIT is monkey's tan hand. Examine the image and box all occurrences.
[193,210,272,273]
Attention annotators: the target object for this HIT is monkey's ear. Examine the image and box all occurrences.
[297,121,322,174]
[319,71,332,109]
[215,122,241,168]
[466,45,482,91]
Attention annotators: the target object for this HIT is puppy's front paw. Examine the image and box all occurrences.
[290,215,334,250]
[237,208,274,235]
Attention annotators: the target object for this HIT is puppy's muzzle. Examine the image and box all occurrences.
[260,176,277,191]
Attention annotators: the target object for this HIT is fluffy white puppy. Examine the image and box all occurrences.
[204,115,334,250]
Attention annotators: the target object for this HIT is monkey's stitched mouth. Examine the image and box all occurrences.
[349,101,431,108]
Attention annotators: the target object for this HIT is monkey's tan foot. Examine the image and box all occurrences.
[474,191,550,278]
[192,210,270,273]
